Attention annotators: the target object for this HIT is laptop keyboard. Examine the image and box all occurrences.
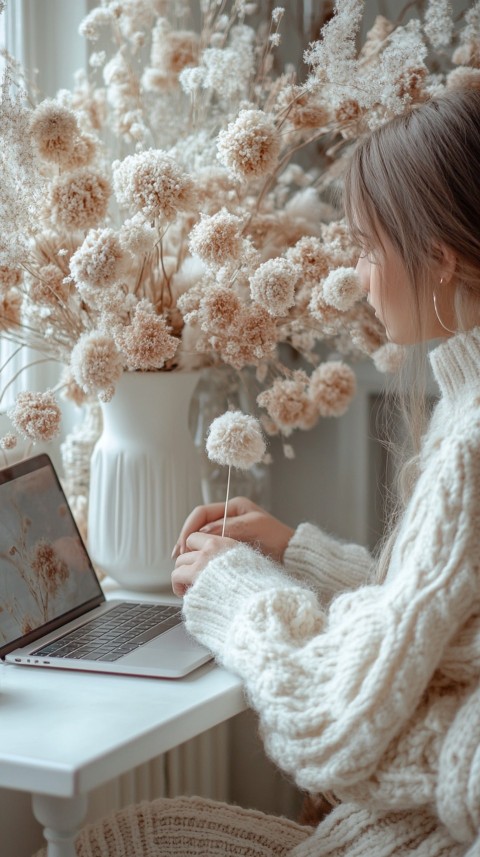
[32,602,182,662]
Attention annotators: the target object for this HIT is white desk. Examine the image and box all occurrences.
[0,591,246,856]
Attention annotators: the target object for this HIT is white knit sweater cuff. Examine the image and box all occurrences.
[283,523,373,604]
[183,543,299,659]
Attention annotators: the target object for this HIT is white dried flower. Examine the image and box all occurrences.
[112,149,196,221]
[249,258,298,316]
[372,342,407,373]
[309,361,357,417]
[49,169,111,231]
[70,228,127,290]
[189,209,243,268]
[322,267,362,311]
[424,0,454,49]
[70,331,123,396]
[30,100,79,165]
[8,390,62,442]
[206,410,266,469]
[217,109,280,180]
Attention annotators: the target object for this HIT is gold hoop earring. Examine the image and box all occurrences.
[433,278,456,335]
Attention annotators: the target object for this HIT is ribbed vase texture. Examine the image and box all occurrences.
[87,371,202,591]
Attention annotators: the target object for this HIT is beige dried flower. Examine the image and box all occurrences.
[308,286,344,333]
[286,236,331,284]
[0,433,17,450]
[206,410,266,469]
[200,287,241,329]
[0,290,22,330]
[114,300,178,370]
[49,168,111,231]
[60,369,89,407]
[70,331,123,395]
[150,22,199,77]
[189,209,243,268]
[64,132,98,170]
[257,374,318,436]
[223,305,278,368]
[446,66,480,90]
[308,362,356,417]
[112,150,196,221]
[249,258,298,317]
[30,100,79,165]
[280,85,331,130]
[8,390,62,441]
[452,41,480,68]
[372,342,407,373]
[322,267,362,311]
[217,109,280,179]
[70,228,127,291]
[349,304,387,354]
[118,214,157,256]
[0,265,23,290]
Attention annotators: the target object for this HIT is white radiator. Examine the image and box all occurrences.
[86,721,230,824]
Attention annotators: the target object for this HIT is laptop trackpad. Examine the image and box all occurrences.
[120,625,212,672]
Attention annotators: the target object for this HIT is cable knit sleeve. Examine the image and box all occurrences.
[283,522,374,604]
[183,428,480,801]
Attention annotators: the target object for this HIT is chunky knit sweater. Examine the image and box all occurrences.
[34,329,480,857]
[182,327,480,856]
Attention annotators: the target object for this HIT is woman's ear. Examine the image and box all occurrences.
[434,243,457,284]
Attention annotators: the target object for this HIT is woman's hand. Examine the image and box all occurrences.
[171,531,237,597]
[172,496,294,565]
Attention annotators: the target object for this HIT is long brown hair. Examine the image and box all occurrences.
[343,89,480,578]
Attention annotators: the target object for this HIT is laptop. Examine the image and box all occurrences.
[1,453,212,678]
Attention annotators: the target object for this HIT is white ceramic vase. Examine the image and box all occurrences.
[87,370,202,591]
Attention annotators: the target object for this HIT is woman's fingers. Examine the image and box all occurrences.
[172,503,226,557]
[172,497,256,557]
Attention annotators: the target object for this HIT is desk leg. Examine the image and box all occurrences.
[32,793,87,857]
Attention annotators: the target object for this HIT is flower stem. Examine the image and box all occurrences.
[222,465,231,538]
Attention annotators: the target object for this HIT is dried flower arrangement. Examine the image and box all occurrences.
[0,0,478,457]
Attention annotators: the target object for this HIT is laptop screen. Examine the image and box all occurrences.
[0,454,103,656]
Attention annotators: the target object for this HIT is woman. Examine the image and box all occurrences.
[39,88,480,857]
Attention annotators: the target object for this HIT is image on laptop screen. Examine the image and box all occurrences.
[0,459,102,652]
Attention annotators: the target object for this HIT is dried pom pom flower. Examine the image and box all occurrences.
[60,369,88,407]
[257,374,317,436]
[70,331,123,395]
[249,258,298,316]
[309,361,356,418]
[114,300,178,370]
[8,390,62,442]
[372,342,407,373]
[0,265,23,290]
[207,409,266,536]
[200,287,241,329]
[206,410,266,469]
[322,266,362,311]
[112,150,196,221]
[446,66,480,90]
[70,228,127,290]
[189,209,243,268]
[217,109,280,179]
[49,168,111,231]
[286,236,330,283]
[0,433,17,450]
[150,21,199,77]
[30,100,79,165]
